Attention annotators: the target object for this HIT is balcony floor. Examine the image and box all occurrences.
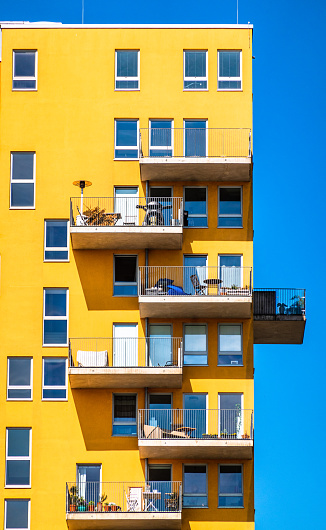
[70,226,183,250]
[139,157,252,181]
[66,512,181,529]
[139,295,252,319]
[253,315,306,344]
[68,367,183,389]
[138,439,253,460]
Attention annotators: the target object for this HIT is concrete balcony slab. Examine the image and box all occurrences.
[68,367,183,389]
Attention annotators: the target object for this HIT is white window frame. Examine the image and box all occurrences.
[218,254,243,287]
[5,428,32,488]
[218,464,244,508]
[112,393,138,437]
[7,357,33,401]
[114,119,140,160]
[183,50,208,91]
[183,464,208,508]
[115,50,140,90]
[218,324,243,366]
[183,120,208,157]
[113,254,138,297]
[4,499,31,529]
[218,186,242,228]
[183,186,208,227]
[10,152,36,209]
[149,120,174,156]
[183,323,208,365]
[217,50,242,91]
[13,50,37,91]
[44,220,69,262]
[42,357,68,401]
[43,288,69,347]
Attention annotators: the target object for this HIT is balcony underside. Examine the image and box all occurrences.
[139,157,252,181]
[68,367,183,389]
[66,512,181,530]
[138,439,253,460]
[70,227,183,250]
[139,296,252,319]
[253,315,306,344]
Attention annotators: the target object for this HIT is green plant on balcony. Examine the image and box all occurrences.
[69,485,78,511]
[88,501,95,512]
[77,497,86,512]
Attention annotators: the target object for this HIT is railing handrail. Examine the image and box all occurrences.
[139,127,251,131]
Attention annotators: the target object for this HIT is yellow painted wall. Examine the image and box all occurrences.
[0,26,254,529]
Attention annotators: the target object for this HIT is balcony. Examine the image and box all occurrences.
[253,288,306,344]
[138,409,253,460]
[68,337,183,389]
[66,481,182,529]
[138,266,252,319]
[139,127,252,181]
[70,197,184,250]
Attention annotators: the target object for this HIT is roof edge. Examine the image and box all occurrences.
[0,22,253,30]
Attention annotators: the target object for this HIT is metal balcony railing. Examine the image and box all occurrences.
[139,128,252,158]
[138,266,252,297]
[69,337,183,368]
[66,481,182,513]
[138,409,254,440]
[253,288,306,316]
[70,197,183,228]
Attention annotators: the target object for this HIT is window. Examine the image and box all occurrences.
[13,50,37,90]
[218,325,242,365]
[218,187,242,227]
[149,394,172,432]
[184,187,207,227]
[184,51,207,90]
[10,152,35,208]
[115,120,139,159]
[43,289,68,346]
[114,187,139,226]
[219,255,242,288]
[5,499,30,529]
[113,394,137,436]
[183,255,207,294]
[150,120,173,157]
[77,465,101,505]
[114,255,137,296]
[184,324,207,365]
[184,120,207,157]
[44,220,69,261]
[42,358,67,400]
[113,324,138,367]
[7,358,32,400]
[184,393,207,438]
[115,50,139,90]
[6,428,31,487]
[218,51,242,90]
[218,465,243,507]
[183,465,208,507]
[219,394,243,438]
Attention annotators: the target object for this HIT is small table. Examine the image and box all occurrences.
[203,278,222,294]
[170,425,196,436]
[143,490,161,511]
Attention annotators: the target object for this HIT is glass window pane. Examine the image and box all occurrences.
[44,359,66,386]
[116,121,138,146]
[219,255,241,267]
[45,250,68,260]
[46,221,67,248]
[6,460,30,486]
[185,325,206,352]
[184,354,207,365]
[219,52,240,78]
[117,51,138,77]
[8,389,32,399]
[14,51,35,77]
[8,358,31,386]
[184,121,206,157]
[6,499,29,528]
[219,465,242,494]
[219,495,243,507]
[185,51,206,78]
[7,429,30,456]
[114,148,138,158]
[116,80,138,89]
[184,466,207,494]
[218,217,242,228]
[114,395,136,420]
[219,188,241,215]
[45,289,67,316]
[13,79,36,89]
[112,424,137,435]
[115,256,137,282]
[11,183,34,207]
[218,80,241,90]
[219,325,241,352]
[12,153,34,180]
[185,188,207,215]
[220,394,241,410]
[150,121,172,147]
[43,320,67,345]
[43,389,67,399]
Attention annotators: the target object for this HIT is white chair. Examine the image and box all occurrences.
[125,487,143,512]
[76,206,89,226]
[77,350,108,367]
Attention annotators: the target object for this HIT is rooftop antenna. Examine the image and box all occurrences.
[82,0,84,24]
[237,0,239,24]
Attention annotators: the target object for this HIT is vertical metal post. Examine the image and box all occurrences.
[145,249,148,290]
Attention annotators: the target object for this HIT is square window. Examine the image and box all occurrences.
[115,120,139,159]
[114,255,137,296]
[13,50,37,90]
[149,120,173,157]
[218,465,243,507]
[5,499,30,529]
[7,358,32,400]
[115,50,139,89]
[43,289,68,346]
[113,394,137,436]
[218,51,242,90]
[184,324,207,365]
[10,153,35,208]
[218,324,242,366]
[184,51,207,90]
[218,187,242,227]
[184,187,207,227]
[183,465,208,507]
[42,358,67,400]
[6,428,31,487]
[44,220,69,261]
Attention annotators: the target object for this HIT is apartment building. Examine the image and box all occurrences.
[0,23,306,530]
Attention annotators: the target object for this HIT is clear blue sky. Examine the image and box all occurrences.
[1,1,325,528]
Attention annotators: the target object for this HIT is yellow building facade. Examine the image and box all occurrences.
[0,23,305,530]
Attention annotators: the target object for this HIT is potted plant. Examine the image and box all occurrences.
[77,497,86,512]
[97,492,107,512]
[103,502,109,512]
[88,501,95,512]
[69,485,78,512]
[235,403,242,439]
[109,502,117,512]
[220,429,228,438]
[277,302,287,315]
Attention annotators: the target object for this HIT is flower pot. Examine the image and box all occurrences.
[110,505,117,512]
[70,505,76,512]
[89,505,94,512]
[97,502,102,512]
[104,505,109,512]
[78,506,86,512]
